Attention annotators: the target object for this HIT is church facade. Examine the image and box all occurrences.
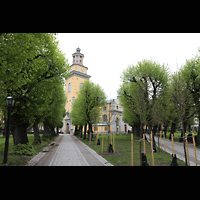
[63,48,131,134]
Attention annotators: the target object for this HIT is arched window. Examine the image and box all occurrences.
[102,114,107,123]
[72,96,75,103]
[79,82,83,91]
[116,117,119,126]
[68,83,71,93]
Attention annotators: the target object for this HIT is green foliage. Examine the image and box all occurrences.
[70,80,107,127]
[0,33,69,145]
[10,143,36,156]
[118,59,170,132]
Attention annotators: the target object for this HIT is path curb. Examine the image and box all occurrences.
[74,136,113,166]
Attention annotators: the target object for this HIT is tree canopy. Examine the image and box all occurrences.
[70,80,106,138]
[0,33,69,145]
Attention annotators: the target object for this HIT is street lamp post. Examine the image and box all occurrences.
[3,96,15,165]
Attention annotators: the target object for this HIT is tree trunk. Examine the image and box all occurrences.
[88,123,93,141]
[147,124,152,135]
[164,125,168,138]
[196,114,200,145]
[171,121,176,135]
[33,123,41,143]
[43,121,49,140]
[182,120,188,166]
[139,120,143,166]
[79,125,83,138]
[13,124,29,146]
[133,123,140,137]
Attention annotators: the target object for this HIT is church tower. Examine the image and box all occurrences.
[64,47,91,134]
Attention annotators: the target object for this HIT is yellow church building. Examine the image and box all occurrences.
[64,47,91,134]
[63,47,131,134]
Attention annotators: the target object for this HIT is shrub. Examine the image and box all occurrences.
[10,143,36,156]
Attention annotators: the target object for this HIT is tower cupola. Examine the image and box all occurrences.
[72,47,84,65]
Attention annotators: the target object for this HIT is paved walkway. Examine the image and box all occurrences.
[145,134,200,166]
[28,134,113,166]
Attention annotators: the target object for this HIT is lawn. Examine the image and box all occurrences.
[0,134,58,166]
[77,133,186,166]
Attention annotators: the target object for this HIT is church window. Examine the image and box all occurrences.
[68,83,71,93]
[79,83,83,91]
[116,106,118,110]
[72,96,75,103]
[102,114,107,123]
[103,106,106,111]
[116,117,119,126]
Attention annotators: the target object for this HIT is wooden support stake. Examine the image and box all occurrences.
[160,131,162,150]
[192,132,198,166]
[113,132,115,153]
[185,133,190,166]
[89,132,91,145]
[131,134,133,166]
[171,134,174,157]
[101,133,104,154]
[111,132,112,145]
[150,132,154,166]
[143,134,146,155]
[163,131,166,152]
[96,133,98,144]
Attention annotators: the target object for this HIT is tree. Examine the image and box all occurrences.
[118,59,170,165]
[181,52,200,145]
[170,71,196,165]
[0,33,69,145]
[70,80,106,139]
[119,59,170,134]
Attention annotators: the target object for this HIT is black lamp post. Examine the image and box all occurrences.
[3,96,15,165]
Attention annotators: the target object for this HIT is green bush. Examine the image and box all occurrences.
[10,143,36,156]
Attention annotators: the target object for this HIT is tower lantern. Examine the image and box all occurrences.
[72,47,84,65]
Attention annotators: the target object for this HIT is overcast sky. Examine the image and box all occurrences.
[56,33,200,100]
